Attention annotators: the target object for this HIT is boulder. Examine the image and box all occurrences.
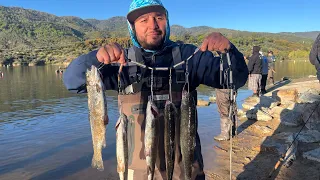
[237,109,246,116]
[270,101,281,109]
[197,100,210,107]
[303,148,320,163]
[246,108,273,121]
[270,106,288,119]
[302,102,320,130]
[209,96,216,103]
[280,111,303,127]
[259,96,280,108]
[296,130,320,143]
[273,89,298,104]
[272,132,294,142]
[260,136,286,154]
[297,89,320,103]
[242,96,260,110]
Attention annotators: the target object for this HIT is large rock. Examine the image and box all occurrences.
[246,108,273,121]
[301,102,320,130]
[242,96,279,110]
[197,100,210,106]
[270,106,288,119]
[270,101,281,109]
[280,111,303,127]
[303,148,320,163]
[209,96,216,103]
[259,96,280,108]
[297,89,320,103]
[259,136,286,154]
[273,89,298,104]
[272,132,295,144]
[237,109,246,116]
[242,96,260,110]
[296,130,320,143]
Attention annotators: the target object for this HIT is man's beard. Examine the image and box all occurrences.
[137,35,165,50]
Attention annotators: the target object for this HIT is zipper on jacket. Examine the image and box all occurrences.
[152,54,156,64]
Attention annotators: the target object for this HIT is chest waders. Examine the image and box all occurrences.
[220,51,237,180]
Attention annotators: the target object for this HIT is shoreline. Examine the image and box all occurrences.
[206,78,320,180]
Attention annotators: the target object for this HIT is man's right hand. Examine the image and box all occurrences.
[96,43,126,65]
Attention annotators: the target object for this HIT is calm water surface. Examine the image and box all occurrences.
[0,61,315,180]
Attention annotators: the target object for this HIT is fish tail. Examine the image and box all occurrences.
[91,156,104,171]
[147,165,154,180]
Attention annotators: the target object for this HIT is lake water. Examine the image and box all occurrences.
[0,60,316,180]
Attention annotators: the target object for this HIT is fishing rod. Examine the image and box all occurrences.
[268,101,320,178]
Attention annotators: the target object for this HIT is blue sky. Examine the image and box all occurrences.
[0,0,319,33]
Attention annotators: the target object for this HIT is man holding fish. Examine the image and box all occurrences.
[63,0,248,179]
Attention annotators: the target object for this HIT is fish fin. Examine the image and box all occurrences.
[147,166,154,180]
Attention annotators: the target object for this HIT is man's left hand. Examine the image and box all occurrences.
[200,32,231,53]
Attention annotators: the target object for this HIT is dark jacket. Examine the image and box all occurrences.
[248,46,262,74]
[63,42,248,93]
[309,33,320,80]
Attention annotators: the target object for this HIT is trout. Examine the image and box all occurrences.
[180,90,196,180]
[145,100,159,180]
[164,100,177,180]
[116,113,129,180]
[86,65,109,171]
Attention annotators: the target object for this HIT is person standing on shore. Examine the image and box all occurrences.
[248,46,262,97]
[267,50,276,85]
[261,51,269,94]
[309,33,320,82]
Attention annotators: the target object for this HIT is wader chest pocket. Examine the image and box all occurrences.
[175,69,186,84]
[128,66,140,82]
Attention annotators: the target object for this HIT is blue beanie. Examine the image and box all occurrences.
[127,0,171,52]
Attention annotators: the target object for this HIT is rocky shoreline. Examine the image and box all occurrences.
[206,79,320,180]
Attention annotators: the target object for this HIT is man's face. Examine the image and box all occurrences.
[134,11,167,50]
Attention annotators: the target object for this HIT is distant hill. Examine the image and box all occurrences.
[0,5,316,65]
[280,31,320,40]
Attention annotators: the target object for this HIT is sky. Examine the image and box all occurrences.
[0,0,319,33]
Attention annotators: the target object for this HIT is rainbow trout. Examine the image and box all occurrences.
[145,100,159,180]
[164,100,177,180]
[86,65,108,171]
[180,90,196,180]
[116,113,129,180]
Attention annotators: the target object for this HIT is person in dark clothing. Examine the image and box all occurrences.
[309,33,320,82]
[247,46,263,96]
[63,0,248,179]
[261,51,269,94]
[267,50,276,85]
